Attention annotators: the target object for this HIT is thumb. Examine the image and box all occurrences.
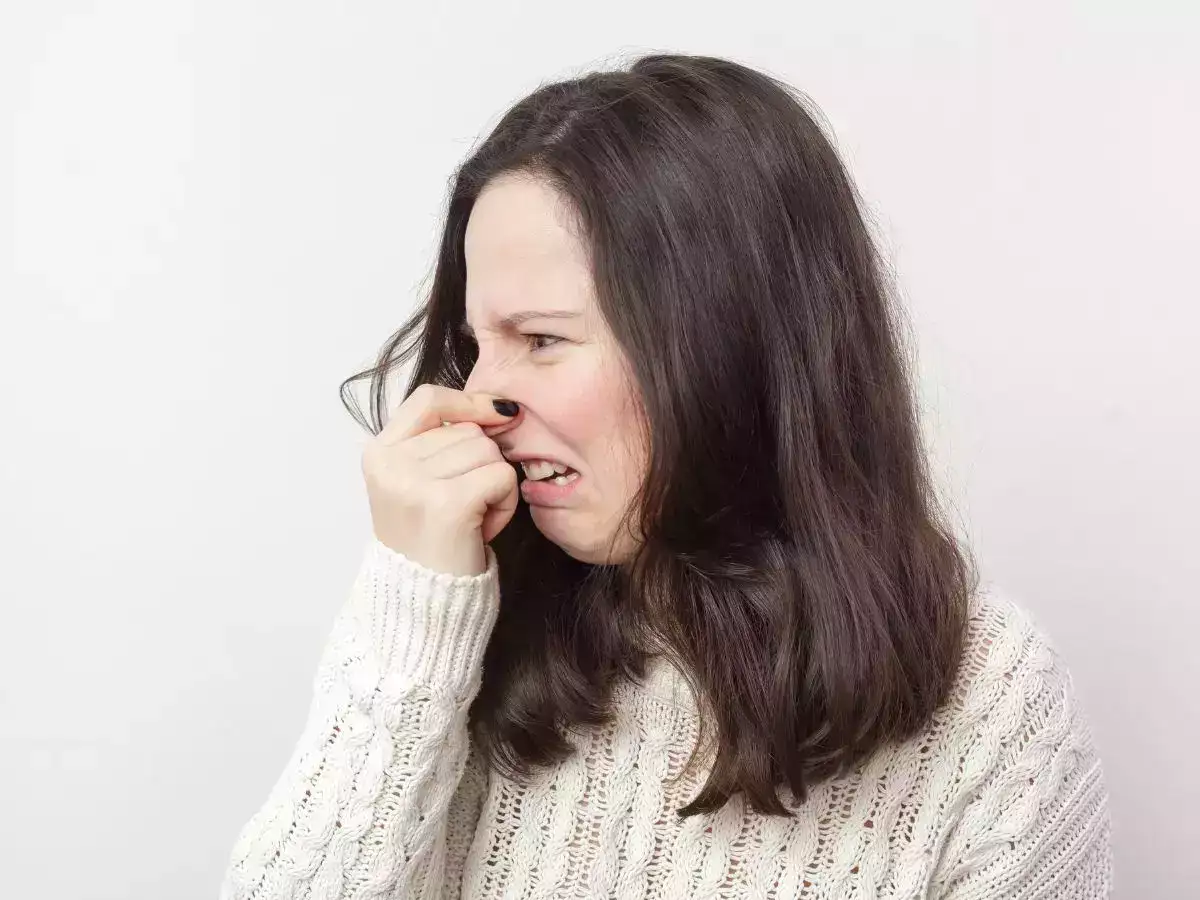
[481,478,519,544]
[471,394,521,434]
[448,392,519,425]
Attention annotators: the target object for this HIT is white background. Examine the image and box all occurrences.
[2,2,1196,896]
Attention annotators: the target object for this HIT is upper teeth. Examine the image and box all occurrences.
[521,460,571,480]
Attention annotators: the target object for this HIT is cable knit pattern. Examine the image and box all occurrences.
[220,538,1112,899]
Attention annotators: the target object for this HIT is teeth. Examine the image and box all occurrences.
[521,460,578,482]
[521,460,554,480]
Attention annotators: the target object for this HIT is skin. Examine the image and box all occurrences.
[462,172,647,565]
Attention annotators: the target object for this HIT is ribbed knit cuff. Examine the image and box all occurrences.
[354,537,501,692]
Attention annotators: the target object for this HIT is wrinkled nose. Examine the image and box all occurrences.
[463,352,523,436]
[462,353,495,397]
[463,341,519,396]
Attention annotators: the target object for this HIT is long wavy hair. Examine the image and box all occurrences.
[340,52,978,817]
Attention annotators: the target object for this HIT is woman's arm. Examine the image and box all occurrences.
[219,536,499,900]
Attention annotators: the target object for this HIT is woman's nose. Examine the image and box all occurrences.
[463,345,511,397]
[463,355,523,434]
[462,360,490,397]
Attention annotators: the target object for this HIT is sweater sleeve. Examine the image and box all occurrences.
[931,596,1114,899]
[219,537,499,900]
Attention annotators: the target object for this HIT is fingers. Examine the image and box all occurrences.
[405,421,488,461]
[419,430,508,480]
[380,384,519,444]
[461,461,520,543]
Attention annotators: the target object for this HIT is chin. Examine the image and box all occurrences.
[534,526,604,564]
[564,544,620,565]
[530,513,633,565]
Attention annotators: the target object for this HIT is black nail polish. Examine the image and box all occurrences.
[492,399,519,417]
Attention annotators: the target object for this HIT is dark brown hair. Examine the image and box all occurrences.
[340,52,978,817]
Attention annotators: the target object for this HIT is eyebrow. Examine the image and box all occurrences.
[460,309,581,337]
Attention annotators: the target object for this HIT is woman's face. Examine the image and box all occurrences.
[462,173,646,564]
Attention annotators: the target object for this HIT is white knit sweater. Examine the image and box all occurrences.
[219,537,1113,899]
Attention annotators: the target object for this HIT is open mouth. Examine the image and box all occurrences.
[519,460,581,486]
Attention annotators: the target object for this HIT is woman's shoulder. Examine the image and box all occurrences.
[952,581,1079,709]
[886,583,1113,893]
[633,583,1086,729]
[923,580,1107,814]
[916,592,1113,892]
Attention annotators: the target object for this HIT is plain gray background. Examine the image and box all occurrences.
[3,1,1196,896]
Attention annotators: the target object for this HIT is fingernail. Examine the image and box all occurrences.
[492,399,519,417]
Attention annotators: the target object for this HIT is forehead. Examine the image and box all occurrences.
[463,174,594,320]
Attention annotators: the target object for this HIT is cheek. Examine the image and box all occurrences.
[539,375,620,452]
[562,373,645,483]
[535,366,639,456]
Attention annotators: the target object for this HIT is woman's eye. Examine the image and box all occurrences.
[525,333,563,352]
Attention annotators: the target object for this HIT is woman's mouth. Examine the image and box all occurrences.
[518,459,583,506]
[519,459,581,485]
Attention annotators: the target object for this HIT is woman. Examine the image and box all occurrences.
[220,53,1112,898]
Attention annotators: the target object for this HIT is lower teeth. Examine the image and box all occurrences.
[548,472,579,486]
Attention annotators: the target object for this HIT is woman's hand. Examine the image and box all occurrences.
[362,384,520,576]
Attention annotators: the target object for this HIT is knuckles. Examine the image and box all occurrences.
[410,383,438,406]
[362,402,511,534]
